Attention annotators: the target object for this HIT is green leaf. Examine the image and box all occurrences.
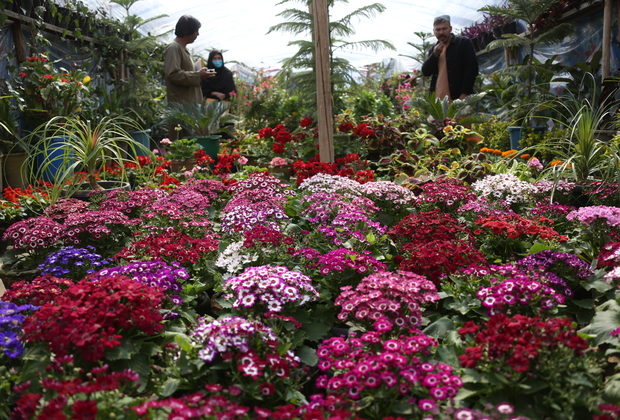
[423,316,455,339]
[302,320,333,342]
[392,401,413,414]
[105,340,138,360]
[174,333,194,353]
[519,378,549,394]
[161,379,180,397]
[296,345,318,366]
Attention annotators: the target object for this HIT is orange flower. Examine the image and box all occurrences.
[501,150,518,158]
[520,154,531,159]
[493,149,502,155]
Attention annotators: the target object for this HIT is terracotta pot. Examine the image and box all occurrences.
[169,158,197,173]
[3,152,28,189]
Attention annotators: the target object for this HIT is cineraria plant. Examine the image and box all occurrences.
[10,357,143,420]
[473,214,568,262]
[309,248,387,299]
[21,275,166,365]
[187,316,305,406]
[315,329,463,419]
[458,314,602,419]
[2,275,74,307]
[91,260,188,305]
[413,178,476,214]
[471,173,539,210]
[0,301,39,359]
[116,228,219,269]
[219,197,289,235]
[566,206,620,256]
[141,189,214,223]
[298,173,364,196]
[389,210,486,282]
[37,246,112,281]
[227,170,295,199]
[222,265,319,317]
[96,187,169,218]
[2,216,63,252]
[42,197,90,220]
[335,270,439,336]
[59,210,138,253]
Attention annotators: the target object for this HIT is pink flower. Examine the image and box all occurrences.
[238,156,248,165]
[270,157,288,167]
[160,138,171,145]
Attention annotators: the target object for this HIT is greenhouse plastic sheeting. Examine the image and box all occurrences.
[79,0,507,71]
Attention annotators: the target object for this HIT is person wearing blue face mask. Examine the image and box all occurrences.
[201,50,237,102]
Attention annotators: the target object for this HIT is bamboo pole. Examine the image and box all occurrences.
[602,0,613,80]
[312,0,334,163]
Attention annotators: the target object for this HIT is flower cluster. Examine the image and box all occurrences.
[189,316,302,404]
[223,265,319,314]
[0,301,39,358]
[227,171,294,198]
[457,314,599,417]
[21,275,166,362]
[518,250,593,286]
[2,275,74,306]
[300,193,378,224]
[216,240,260,274]
[389,210,485,282]
[2,216,63,251]
[259,124,293,155]
[132,390,251,419]
[92,260,188,299]
[97,188,168,217]
[59,210,137,248]
[316,209,387,247]
[471,173,539,207]
[298,173,363,196]
[42,198,90,220]
[459,315,589,372]
[477,275,566,315]
[220,197,289,234]
[316,330,462,417]
[414,178,476,213]
[474,214,568,261]
[567,206,620,250]
[37,246,112,281]
[11,358,140,419]
[116,229,219,266]
[143,189,213,222]
[335,270,439,334]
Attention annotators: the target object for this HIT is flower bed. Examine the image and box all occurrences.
[1,167,620,419]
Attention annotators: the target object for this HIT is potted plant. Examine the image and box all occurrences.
[0,95,28,190]
[22,115,155,203]
[479,0,574,133]
[157,136,201,172]
[163,100,237,163]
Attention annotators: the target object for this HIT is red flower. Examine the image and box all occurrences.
[43,74,53,80]
[272,142,286,154]
[18,72,27,77]
[300,117,313,127]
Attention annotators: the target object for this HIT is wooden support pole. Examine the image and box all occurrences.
[312,0,334,163]
[12,21,27,63]
[602,0,613,80]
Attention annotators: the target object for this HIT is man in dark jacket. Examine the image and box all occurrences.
[421,15,478,101]
[201,50,237,101]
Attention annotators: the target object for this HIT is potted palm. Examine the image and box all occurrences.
[22,115,156,203]
[163,100,236,164]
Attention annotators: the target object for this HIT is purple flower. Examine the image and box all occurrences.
[38,246,112,281]
[0,301,39,358]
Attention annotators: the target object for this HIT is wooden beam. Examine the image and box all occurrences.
[602,0,613,80]
[11,21,27,63]
[312,0,334,163]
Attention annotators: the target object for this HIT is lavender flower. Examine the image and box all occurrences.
[567,206,620,228]
[223,265,319,313]
[38,246,112,281]
[92,260,188,297]
[1,301,39,358]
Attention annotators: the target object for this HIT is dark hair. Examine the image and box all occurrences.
[175,15,201,37]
